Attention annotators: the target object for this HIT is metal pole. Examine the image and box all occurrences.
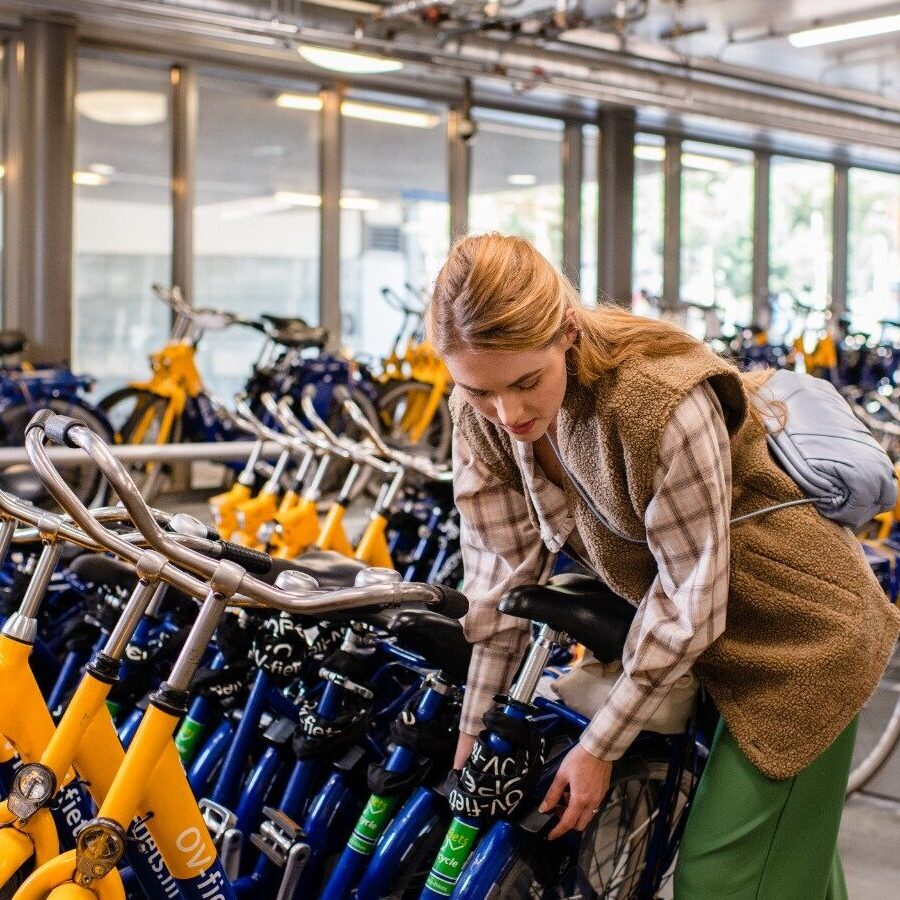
[448,78,472,241]
[20,17,77,363]
[318,85,343,350]
[2,40,24,331]
[562,121,583,288]
[171,64,196,302]
[752,151,771,329]
[831,164,849,322]
[0,439,284,468]
[597,108,635,306]
[662,134,681,312]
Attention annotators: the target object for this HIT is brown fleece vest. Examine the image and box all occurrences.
[450,347,900,779]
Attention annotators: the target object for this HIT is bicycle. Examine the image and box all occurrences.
[10,409,466,900]
[352,574,709,900]
[0,330,112,508]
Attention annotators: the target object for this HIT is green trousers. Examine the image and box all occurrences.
[673,716,858,900]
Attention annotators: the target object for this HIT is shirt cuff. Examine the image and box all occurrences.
[578,673,673,761]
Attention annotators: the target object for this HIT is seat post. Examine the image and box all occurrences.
[508,623,562,704]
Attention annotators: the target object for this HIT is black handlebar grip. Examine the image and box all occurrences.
[432,585,469,619]
[40,413,83,447]
[216,541,273,575]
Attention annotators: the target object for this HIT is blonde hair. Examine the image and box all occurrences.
[427,233,776,424]
[429,233,702,385]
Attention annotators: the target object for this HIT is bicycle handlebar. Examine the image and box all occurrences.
[24,411,468,618]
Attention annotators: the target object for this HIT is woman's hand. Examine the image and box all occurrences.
[539,744,612,840]
[454,731,477,770]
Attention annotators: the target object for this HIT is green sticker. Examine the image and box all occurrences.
[105,700,121,720]
[347,794,397,855]
[424,818,479,896]
[174,716,204,762]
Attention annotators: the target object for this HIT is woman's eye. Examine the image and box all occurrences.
[466,387,488,398]
[517,380,539,392]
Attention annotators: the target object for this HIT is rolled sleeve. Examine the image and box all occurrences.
[453,428,552,735]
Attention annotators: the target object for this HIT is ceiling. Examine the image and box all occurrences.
[566,0,900,97]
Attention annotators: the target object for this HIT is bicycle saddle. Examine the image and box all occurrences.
[270,324,329,351]
[279,549,367,591]
[0,329,27,356]
[499,574,636,664]
[66,552,140,595]
[387,608,472,684]
[262,314,311,331]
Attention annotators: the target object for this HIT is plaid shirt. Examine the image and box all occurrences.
[453,382,732,760]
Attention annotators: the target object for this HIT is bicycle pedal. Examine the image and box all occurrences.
[250,806,309,869]
[198,798,242,879]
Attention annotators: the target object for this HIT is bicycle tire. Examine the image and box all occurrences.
[377,381,452,465]
[0,862,30,900]
[98,387,182,502]
[483,754,695,900]
[847,642,900,794]
[0,398,110,509]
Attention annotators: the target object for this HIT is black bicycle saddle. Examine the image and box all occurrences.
[387,607,472,684]
[499,574,636,664]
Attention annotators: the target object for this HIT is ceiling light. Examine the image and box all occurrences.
[76,90,168,126]
[682,153,733,173]
[276,93,323,111]
[275,191,379,212]
[73,171,109,186]
[0,165,5,179]
[341,101,439,128]
[789,13,900,48]
[507,174,537,186]
[634,145,666,162]
[297,45,403,75]
[88,163,116,176]
[274,191,322,208]
[340,196,380,211]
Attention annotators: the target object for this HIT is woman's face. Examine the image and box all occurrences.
[446,336,572,442]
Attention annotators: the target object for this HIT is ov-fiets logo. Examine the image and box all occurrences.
[176,826,214,870]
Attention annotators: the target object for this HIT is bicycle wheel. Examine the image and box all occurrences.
[378,381,452,465]
[847,640,900,794]
[486,754,696,900]
[0,398,110,509]
[98,387,181,501]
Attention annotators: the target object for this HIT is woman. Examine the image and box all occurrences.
[427,233,900,898]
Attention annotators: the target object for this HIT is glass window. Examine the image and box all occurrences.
[194,72,320,399]
[848,168,900,336]
[340,92,448,358]
[769,156,834,341]
[469,109,564,266]
[73,55,172,397]
[581,125,599,304]
[680,141,754,333]
[632,133,665,315]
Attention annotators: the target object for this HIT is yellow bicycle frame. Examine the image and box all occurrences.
[208,482,253,541]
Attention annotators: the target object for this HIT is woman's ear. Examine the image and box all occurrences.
[563,308,579,348]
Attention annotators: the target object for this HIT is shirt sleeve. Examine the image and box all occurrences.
[579,381,732,761]
[453,427,554,736]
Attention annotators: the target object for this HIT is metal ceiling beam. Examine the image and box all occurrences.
[2,1,900,153]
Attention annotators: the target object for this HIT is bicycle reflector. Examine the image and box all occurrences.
[8,763,57,820]
[75,818,127,883]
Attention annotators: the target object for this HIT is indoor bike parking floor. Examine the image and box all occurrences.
[162,480,900,900]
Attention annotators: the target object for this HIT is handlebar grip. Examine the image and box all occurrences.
[215,541,273,575]
[30,412,83,447]
[432,585,469,619]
